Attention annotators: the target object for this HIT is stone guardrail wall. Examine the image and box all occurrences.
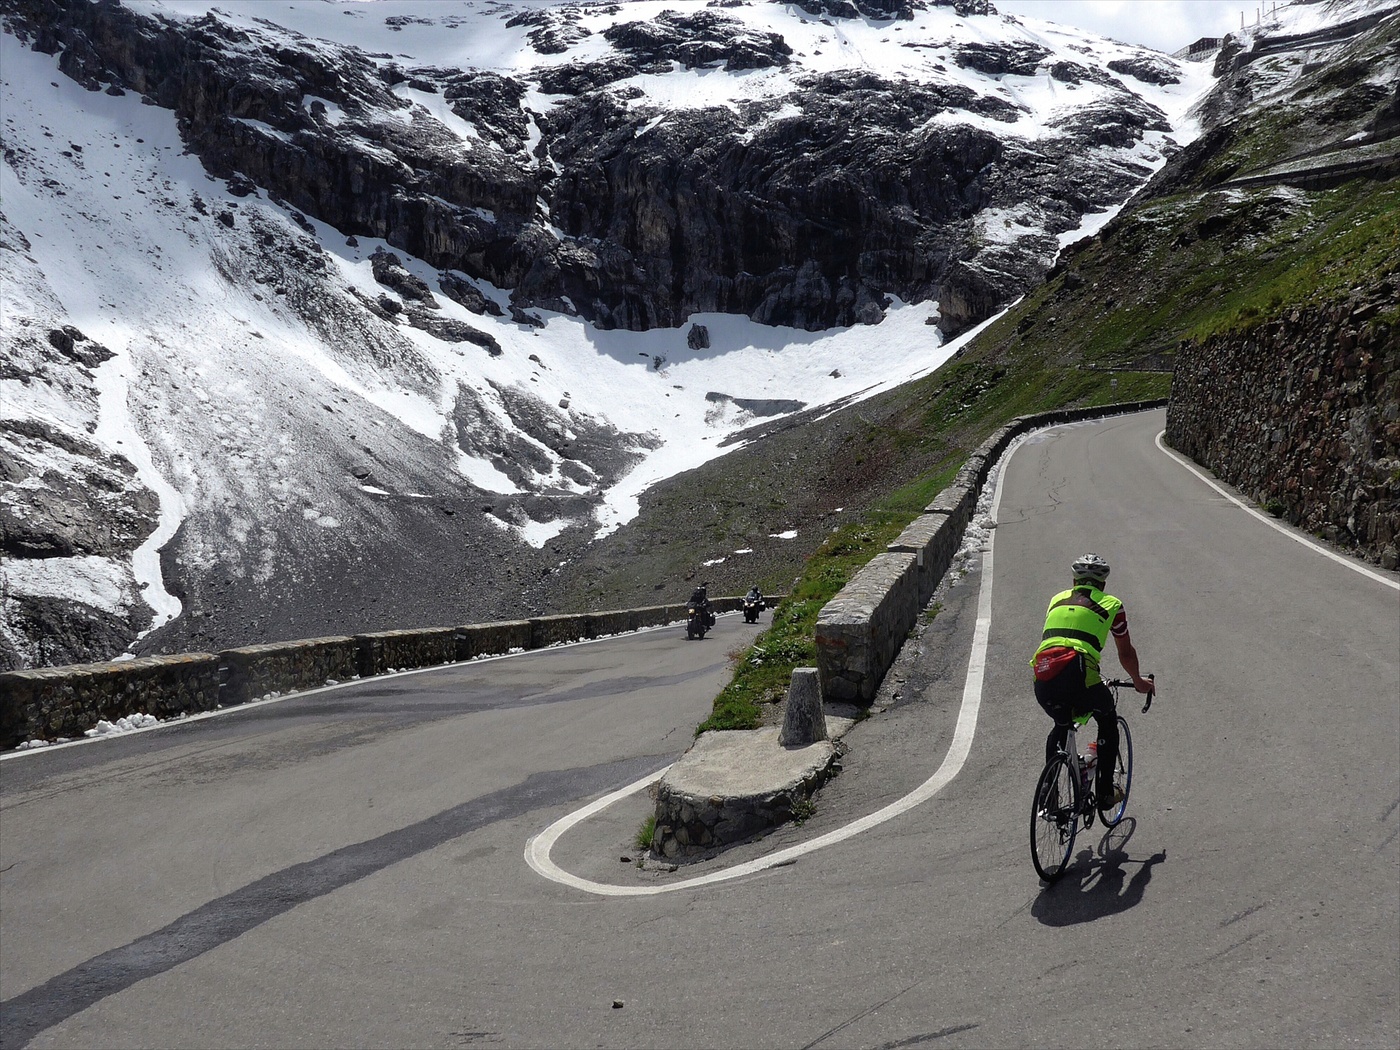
[815,399,1168,703]
[0,598,751,750]
[0,654,221,749]
[1166,300,1398,569]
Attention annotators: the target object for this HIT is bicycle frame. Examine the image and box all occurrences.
[1059,674,1151,809]
[1059,716,1094,814]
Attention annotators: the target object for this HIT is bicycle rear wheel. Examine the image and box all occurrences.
[1030,756,1079,882]
[1098,715,1133,827]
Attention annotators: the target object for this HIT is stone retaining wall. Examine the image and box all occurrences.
[1167,301,1398,568]
[221,637,359,707]
[357,627,459,677]
[457,620,533,660]
[0,598,767,750]
[812,552,921,703]
[815,400,1167,704]
[530,614,596,649]
[0,654,221,746]
[888,511,960,609]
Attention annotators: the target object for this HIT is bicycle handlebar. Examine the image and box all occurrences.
[1105,673,1155,713]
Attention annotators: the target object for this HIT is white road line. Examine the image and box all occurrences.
[1155,430,1400,592]
[523,444,1016,896]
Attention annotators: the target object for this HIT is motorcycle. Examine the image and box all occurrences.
[686,604,714,640]
[742,596,762,623]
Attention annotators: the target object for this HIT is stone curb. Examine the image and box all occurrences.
[652,719,854,860]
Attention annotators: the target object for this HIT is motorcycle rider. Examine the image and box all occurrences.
[689,582,715,627]
[741,584,764,622]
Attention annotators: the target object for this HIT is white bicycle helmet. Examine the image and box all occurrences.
[1071,553,1110,585]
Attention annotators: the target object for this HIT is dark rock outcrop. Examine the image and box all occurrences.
[0,596,151,672]
[0,417,160,670]
[4,0,1177,335]
[45,326,114,368]
[505,6,593,56]
[1108,54,1181,86]
[954,41,1049,77]
[0,420,158,560]
[603,10,793,71]
[371,249,438,305]
[406,311,503,353]
[438,270,504,316]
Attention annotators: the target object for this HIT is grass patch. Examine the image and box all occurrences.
[634,814,656,851]
[1189,182,1400,337]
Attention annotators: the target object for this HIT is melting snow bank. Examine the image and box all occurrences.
[13,711,171,750]
[85,712,163,737]
[587,298,957,538]
[88,305,186,645]
[583,301,1013,542]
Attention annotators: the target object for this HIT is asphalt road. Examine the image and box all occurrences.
[2,408,1396,1049]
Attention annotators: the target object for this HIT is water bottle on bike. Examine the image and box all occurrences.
[1080,740,1098,796]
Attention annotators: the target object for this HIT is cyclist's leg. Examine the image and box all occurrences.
[1087,682,1119,796]
[1034,678,1076,765]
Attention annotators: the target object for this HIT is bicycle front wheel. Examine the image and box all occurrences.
[1098,715,1134,827]
[1030,756,1079,882]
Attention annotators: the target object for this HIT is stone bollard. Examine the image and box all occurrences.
[779,667,828,748]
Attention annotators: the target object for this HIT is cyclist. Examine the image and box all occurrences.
[1031,553,1153,807]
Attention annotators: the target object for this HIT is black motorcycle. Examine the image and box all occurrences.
[742,596,762,623]
[686,604,714,640]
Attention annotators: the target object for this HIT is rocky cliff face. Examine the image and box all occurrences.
[1156,1,1400,568]
[550,0,1400,615]
[1167,298,1399,568]
[4,0,1189,334]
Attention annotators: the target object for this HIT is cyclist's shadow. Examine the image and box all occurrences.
[1031,818,1167,926]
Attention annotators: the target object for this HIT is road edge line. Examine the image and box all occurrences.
[1154,430,1399,591]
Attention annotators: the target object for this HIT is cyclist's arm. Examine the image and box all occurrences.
[1111,614,1154,693]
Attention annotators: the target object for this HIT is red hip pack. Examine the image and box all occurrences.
[1034,646,1081,682]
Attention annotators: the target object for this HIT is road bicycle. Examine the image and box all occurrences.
[1029,675,1154,882]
